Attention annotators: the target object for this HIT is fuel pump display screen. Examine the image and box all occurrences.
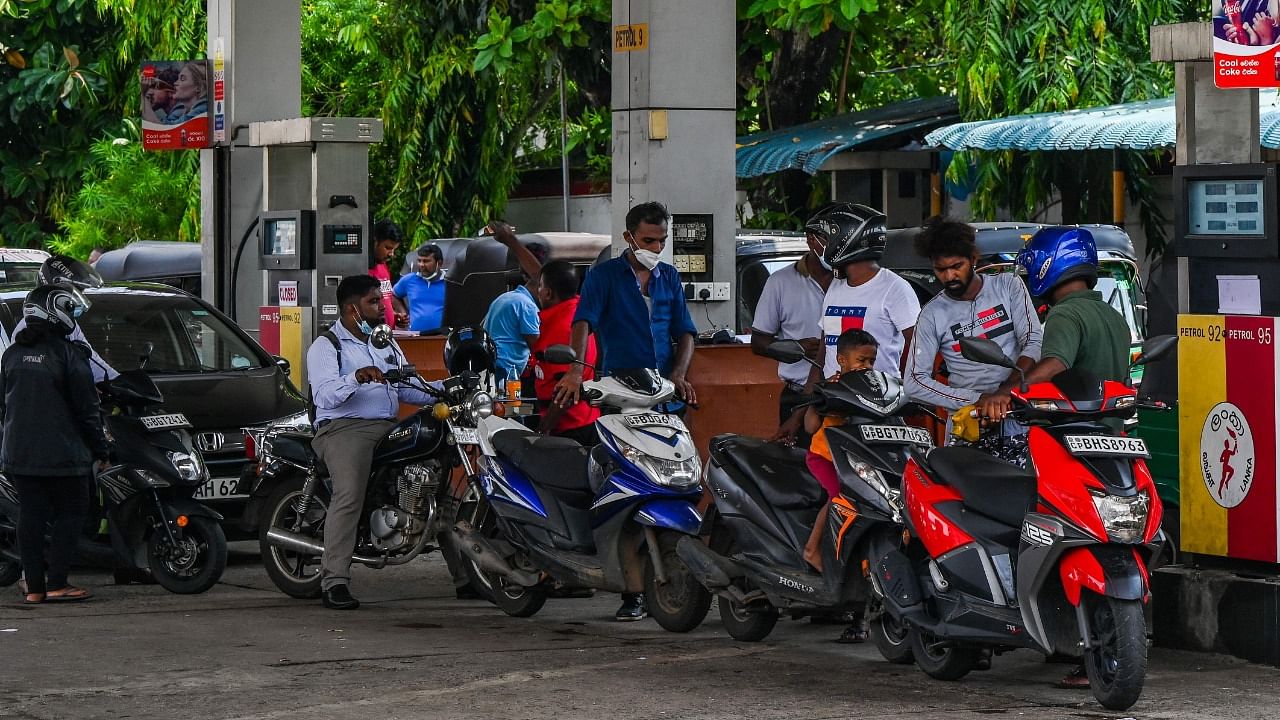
[1187,179,1265,235]
[265,218,298,255]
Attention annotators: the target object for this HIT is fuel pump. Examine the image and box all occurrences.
[250,117,382,389]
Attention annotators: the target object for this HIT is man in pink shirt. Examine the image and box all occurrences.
[369,219,404,328]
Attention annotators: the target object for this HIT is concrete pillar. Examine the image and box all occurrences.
[611,0,737,331]
[201,1,302,328]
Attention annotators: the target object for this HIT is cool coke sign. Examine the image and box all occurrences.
[1213,3,1280,89]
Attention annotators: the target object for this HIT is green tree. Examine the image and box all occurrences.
[943,0,1199,254]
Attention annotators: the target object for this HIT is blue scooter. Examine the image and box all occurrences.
[451,345,712,632]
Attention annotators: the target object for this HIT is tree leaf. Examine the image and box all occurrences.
[4,49,24,69]
[63,45,78,69]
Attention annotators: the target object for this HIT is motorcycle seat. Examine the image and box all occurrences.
[710,434,826,511]
[491,429,592,495]
[924,446,1036,527]
[272,432,320,471]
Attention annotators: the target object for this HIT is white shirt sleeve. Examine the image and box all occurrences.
[750,273,783,335]
[887,275,922,334]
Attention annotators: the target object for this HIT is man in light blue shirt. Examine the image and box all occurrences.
[481,222,545,382]
[307,274,436,610]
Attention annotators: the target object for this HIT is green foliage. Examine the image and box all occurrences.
[54,121,200,258]
[942,0,1199,254]
[0,0,116,248]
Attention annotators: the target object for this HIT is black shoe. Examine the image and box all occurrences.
[614,593,647,622]
[454,584,482,600]
[322,585,360,610]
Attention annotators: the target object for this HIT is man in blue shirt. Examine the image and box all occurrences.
[482,222,546,383]
[552,200,698,622]
[307,274,437,610]
[393,243,447,332]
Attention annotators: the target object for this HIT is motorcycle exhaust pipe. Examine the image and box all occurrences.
[451,521,541,587]
[265,527,384,567]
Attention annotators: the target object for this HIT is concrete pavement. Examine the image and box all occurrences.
[0,546,1275,720]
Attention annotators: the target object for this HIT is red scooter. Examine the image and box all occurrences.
[869,334,1175,711]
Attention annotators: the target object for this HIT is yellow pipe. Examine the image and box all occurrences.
[1112,168,1126,225]
[930,171,943,217]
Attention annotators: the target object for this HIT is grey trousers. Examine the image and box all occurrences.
[311,418,396,591]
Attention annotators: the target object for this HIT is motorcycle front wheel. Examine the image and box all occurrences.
[644,531,712,633]
[147,515,227,594]
[868,597,915,664]
[1083,595,1148,711]
[259,475,326,599]
[910,628,980,681]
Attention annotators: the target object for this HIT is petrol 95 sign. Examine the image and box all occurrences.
[1213,2,1280,88]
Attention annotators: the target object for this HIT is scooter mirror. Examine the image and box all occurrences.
[370,324,394,349]
[958,336,1016,369]
[139,341,155,369]
[763,339,808,365]
[1133,334,1177,366]
[543,344,578,365]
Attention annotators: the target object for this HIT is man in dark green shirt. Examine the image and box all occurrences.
[978,227,1129,418]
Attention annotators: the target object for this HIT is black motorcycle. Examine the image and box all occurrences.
[677,340,929,657]
[0,368,228,594]
[247,328,493,598]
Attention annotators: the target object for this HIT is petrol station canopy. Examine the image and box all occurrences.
[927,89,1280,151]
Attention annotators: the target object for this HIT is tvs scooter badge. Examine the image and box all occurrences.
[1199,401,1255,509]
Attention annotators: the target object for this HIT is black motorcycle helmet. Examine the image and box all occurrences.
[22,285,87,335]
[805,203,888,274]
[39,254,103,290]
[443,326,496,374]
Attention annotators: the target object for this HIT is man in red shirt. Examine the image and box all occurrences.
[369,219,404,328]
[532,260,600,445]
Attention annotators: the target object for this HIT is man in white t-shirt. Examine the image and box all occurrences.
[805,204,920,379]
[749,239,833,446]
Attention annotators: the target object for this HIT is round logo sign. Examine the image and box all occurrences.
[1199,402,1256,509]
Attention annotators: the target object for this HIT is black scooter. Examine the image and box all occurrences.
[0,367,227,594]
[677,340,931,659]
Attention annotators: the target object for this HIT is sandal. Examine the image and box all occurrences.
[43,586,92,603]
[835,624,869,644]
[1057,664,1090,689]
[22,593,44,604]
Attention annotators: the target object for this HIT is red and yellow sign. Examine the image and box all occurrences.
[1178,315,1279,562]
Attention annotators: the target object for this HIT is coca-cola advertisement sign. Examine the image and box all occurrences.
[140,59,212,150]
[1213,0,1280,88]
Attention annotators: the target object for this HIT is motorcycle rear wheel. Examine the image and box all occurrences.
[462,555,546,618]
[717,596,778,641]
[147,515,227,594]
[644,532,713,633]
[910,628,980,680]
[1083,595,1147,711]
[259,476,326,599]
[0,558,19,587]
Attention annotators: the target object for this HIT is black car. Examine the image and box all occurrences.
[0,283,306,535]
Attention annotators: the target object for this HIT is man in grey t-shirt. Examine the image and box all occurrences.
[904,219,1042,427]
[749,236,833,446]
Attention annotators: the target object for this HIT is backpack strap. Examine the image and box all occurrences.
[306,330,343,426]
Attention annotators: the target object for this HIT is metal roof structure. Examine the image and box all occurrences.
[735,96,958,178]
[928,90,1280,151]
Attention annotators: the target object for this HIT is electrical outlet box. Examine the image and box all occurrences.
[686,282,714,302]
[688,254,708,273]
[673,254,691,273]
[712,282,731,301]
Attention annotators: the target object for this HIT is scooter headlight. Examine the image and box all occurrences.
[845,453,902,522]
[1089,489,1149,543]
[167,451,209,485]
[468,391,494,420]
[616,438,701,490]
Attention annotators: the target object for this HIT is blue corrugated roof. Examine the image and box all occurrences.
[929,90,1280,150]
[736,96,958,178]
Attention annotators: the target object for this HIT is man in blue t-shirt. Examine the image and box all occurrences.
[392,244,447,332]
[481,222,546,381]
[552,200,698,624]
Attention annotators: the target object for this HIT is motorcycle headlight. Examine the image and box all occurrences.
[167,451,209,485]
[1089,489,1149,543]
[616,437,701,490]
[845,454,902,522]
[468,391,494,420]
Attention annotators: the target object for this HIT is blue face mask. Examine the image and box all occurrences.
[357,318,374,336]
[72,304,85,319]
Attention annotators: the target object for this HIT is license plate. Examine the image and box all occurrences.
[860,424,933,447]
[193,476,245,501]
[1063,435,1150,458]
[140,413,191,431]
[624,412,680,428]
[452,426,480,445]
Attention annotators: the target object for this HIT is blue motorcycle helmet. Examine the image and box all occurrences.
[1015,227,1099,299]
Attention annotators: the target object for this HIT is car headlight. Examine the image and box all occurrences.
[168,451,209,485]
[468,391,494,420]
[1089,489,1149,543]
[616,437,701,490]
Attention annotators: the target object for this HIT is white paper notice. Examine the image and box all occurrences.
[1217,275,1261,315]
